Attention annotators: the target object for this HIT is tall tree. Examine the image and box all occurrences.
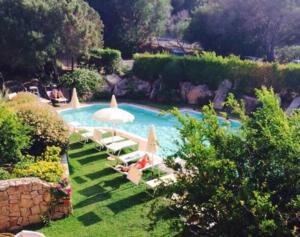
[186,0,300,61]
[87,0,171,57]
[0,0,103,73]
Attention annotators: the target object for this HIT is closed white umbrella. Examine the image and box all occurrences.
[146,125,158,154]
[93,95,134,124]
[70,88,80,109]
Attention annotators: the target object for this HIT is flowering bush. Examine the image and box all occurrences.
[13,160,63,182]
[51,178,72,200]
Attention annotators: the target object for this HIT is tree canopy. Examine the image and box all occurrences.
[185,0,300,61]
[87,0,171,57]
[0,0,103,73]
[152,88,300,236]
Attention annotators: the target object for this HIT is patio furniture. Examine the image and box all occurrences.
[95,135,126,150]
[47,90,68,104]
[15,230,46,237]
[145,173,177,190]
[117,150,148,166]
[106,140,138,157]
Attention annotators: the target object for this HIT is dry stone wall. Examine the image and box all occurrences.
[0,177,71,232]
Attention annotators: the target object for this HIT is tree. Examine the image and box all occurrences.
[87,0,171,57]
[186,0,300,61]
[0,0,103,73]
[152,88,300,236]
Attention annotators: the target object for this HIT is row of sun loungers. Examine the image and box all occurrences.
[71,124,176,190]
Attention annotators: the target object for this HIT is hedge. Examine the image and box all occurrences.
[88,48,122,74]
[132,52,300,95]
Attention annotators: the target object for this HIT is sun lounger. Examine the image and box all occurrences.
[79,128,94,143]
[117,150,147,165]
[106,140,138,156]
[145,173,177,189]
[96,135,126,149]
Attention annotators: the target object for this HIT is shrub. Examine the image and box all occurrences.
[88,48,122,74]
[276,45,300,63]
[13,160,63,183]
[132,52,300,95]
[0,168,11,180]
[9,92,38,106]
[16,102,69,156]
[58,68,103,96]
[38,146,61,162]
[154,88,300,236]
[0,104,30,164]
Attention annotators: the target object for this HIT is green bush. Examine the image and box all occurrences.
[38,146,61,162]
[58,68,103,96]
[0,104,30,164]
[132,52,300,94]
[15,102,69,156]
[9,92,39,107]
[13,160,63,183]
[0,168,11,180]
[88,48,122,74]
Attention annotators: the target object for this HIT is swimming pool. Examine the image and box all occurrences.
[60,104,240,156]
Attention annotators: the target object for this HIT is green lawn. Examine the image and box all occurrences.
[39,134,179,237]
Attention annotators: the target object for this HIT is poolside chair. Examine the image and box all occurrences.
[145,173,177,190]
[79,128,94,144]
[15,230,46,237]
[95,135,127,150]
[116,150,148,166]
[106,140,138,157]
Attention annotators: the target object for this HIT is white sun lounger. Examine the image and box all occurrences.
[97,136,126,149]
[117,150,147,165]
[106,140,138,156]
[145,173,177,189]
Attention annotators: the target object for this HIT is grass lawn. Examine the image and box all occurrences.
[39,134,180,237]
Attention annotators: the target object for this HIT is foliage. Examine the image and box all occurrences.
[87,0,171,57]
[15,102,69,156]
[0,0,103,72]
[59,68,103,96]
[276,45,300,63]
[9,92,38,106]
[0,168,11,180]
[51,177,71,199]
[185,0,300,61]
[0,104,30,164]
[132,52,300,94]
[38,146,62,162]
[13,160,63,182]
[153,88,300,236]
[87,48,122,74]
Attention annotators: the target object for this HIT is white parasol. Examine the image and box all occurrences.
[70,88,80,109]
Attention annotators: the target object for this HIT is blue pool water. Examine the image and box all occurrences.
[60,104,240,156]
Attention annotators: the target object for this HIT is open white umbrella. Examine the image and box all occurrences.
[70,88,80,109]
[92,95,135,128]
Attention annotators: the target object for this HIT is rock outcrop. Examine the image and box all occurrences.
[179,82,194,102]
[213,80,232,110]
[186,85,213,105]
[113,78,151,98]
[243,96,259,114]
[286,96,300,115]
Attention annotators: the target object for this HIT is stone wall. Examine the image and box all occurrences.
[0,177,71,232]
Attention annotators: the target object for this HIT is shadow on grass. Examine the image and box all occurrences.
[77,211,102,226]
[70,148,97,159]
[73,176,87,184]
[85,167,115,180]
[74,191,111,209]
[101,176,127,190]
[78,154,103,165]
[107,191,150,214]
[79,183,104,197]
[69,142,83,150]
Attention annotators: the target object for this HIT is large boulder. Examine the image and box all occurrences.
[180,82,194,101]
[150,79,163,100]
[213,80,232,110]
[286,96,300,115]
[105,74,122,88]
[113,78,151,98]
[187,85,213,105]
[243,95,259,114]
